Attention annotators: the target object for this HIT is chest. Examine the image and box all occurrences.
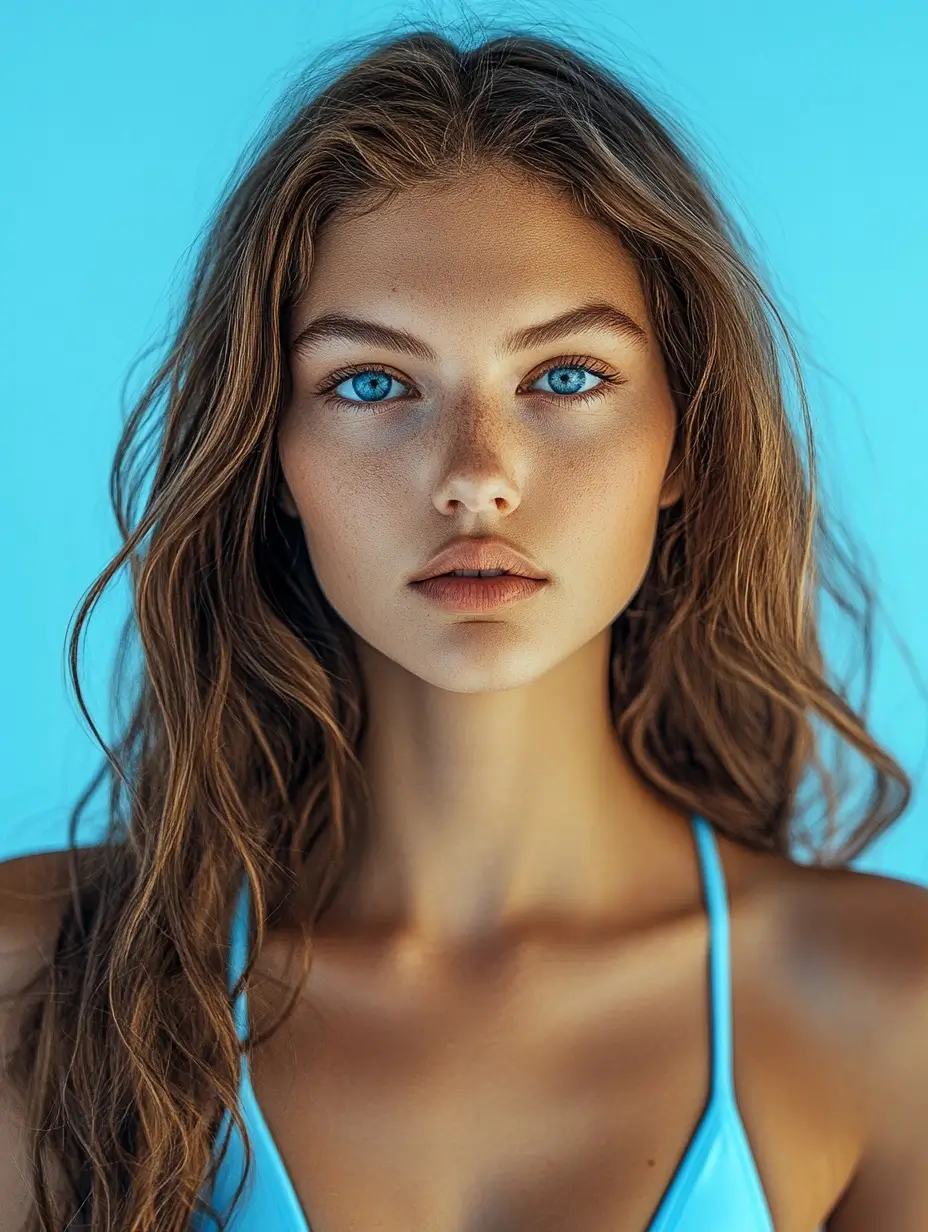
[244,903,863,1232]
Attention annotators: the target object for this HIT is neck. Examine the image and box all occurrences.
[319,627,695,952]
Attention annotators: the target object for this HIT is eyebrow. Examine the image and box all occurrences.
[289,300,650,363]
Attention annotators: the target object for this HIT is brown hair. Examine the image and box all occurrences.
[4,15,923,1230]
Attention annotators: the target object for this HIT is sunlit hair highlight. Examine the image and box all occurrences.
[3,14,922,1231]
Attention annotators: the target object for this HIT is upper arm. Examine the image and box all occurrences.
[824,876,928,1231]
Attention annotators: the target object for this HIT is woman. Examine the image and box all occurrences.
[2,19,926,1232]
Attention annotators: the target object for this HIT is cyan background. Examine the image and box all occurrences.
[2,0,926,884]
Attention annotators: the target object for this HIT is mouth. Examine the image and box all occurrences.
[408,537,547,584]
[409,569,548,611]
[433,569,512,579]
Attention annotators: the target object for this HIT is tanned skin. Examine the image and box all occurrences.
[1,165,925,1231]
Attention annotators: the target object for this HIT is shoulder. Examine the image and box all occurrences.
[759,854,928,1229]
[0,846,84,1060]
[772,858,928,1021]
[0,848,83,1232]
[722,836,928,1086]
[0,849,77,1002]
[720,835,928,1004]
[820,866,928,1230]
[0,844,114,1032]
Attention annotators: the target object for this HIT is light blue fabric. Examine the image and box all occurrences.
[194,814,775,1230]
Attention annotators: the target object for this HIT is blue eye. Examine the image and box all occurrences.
[331,370,404,404]
[318,357,626,411]
[533,366,605,397]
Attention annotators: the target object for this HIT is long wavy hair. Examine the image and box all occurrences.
[3,15,922,1231]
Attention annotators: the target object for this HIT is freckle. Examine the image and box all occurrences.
[647,1159,655,1167]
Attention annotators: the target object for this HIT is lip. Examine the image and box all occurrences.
[410,573,547,613]
[408,535,548,583]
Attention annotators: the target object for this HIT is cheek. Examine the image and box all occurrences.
[279,435,399,580]
[563,436,671,589]
[573,425,668,520]
[277,411,671,598]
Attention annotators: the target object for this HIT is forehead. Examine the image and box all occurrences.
[302,166,646,320]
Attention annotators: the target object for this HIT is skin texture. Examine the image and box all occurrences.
[269,166,928,1231]
[277,164,692,959]
[0,167,925,1232]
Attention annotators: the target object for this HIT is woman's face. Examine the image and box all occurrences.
[277,165,683,693]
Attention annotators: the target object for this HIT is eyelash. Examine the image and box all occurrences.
[315,355,627,412]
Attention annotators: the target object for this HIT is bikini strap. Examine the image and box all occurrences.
[227,827,735,1095]
[690,814,734,1102]
[227,874,252,1043]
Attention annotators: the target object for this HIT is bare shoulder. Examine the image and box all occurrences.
[0,848,89,1016]
[720,833,928,995]
[798,861,928,1232]
[0,843,116,1044]
[734,842,928,1230]
[0,848,79,1011]
[767,854,928,1022]
[0,847,77,921]
[0,848,95,1232]
[720,835,928,1089]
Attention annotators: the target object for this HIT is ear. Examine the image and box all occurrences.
[659,437,685,510]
